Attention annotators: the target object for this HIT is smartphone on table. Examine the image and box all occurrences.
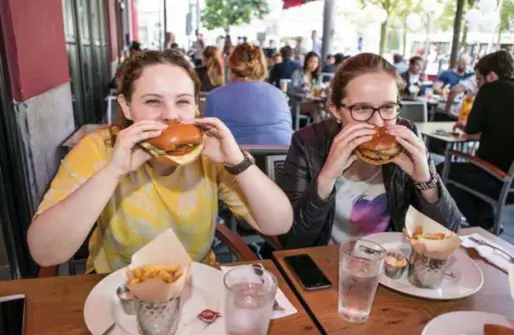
[284,254,332,291]
[0,294,26,335]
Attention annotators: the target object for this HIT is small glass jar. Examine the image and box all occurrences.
[137,297,181,335]
[408,250,449,289]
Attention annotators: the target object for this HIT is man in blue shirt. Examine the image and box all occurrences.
[433,55,473,93]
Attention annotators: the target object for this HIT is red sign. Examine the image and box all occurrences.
[283,0,319,9]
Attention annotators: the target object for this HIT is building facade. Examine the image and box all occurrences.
[0,0,138,279]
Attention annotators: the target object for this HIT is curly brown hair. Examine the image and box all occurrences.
[114,49,200,128]
[330,53,405,109]
[229,43,267,81]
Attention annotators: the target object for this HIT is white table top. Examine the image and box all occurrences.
[415,121,480,143]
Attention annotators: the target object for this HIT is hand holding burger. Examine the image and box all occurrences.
[132,117,245,169]
[104,121,168,179]
[317,123,376,198]
[139,119,204,166]
[353,124,431,183]
[385,124,431,184]
[190,117,245,166]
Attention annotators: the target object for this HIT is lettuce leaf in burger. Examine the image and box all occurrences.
[355,126,403,165]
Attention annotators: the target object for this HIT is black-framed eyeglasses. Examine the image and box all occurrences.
[341,101,402,121]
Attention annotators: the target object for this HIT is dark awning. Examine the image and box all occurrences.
[283,0,319,10]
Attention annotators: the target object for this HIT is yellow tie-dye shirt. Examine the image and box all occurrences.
[35,128,251,273]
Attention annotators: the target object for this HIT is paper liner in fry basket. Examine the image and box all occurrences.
[403,206,461,260]
[124,229,192,302]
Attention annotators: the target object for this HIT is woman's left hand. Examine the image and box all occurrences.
[191,117,244,165]
[386,125,431,183]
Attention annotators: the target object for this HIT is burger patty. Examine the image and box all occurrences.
[139,142,198,157]
[358,147,402,160]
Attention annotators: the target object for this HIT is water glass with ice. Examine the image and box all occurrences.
[339,239,386,323]
[223,266,278,335]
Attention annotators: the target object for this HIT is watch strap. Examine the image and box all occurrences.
[224,150,255,175]
[414,173,439,191]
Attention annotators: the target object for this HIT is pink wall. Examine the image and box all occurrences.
[106,0,119,62]
[130,0,139,42]
[0,0,69,101]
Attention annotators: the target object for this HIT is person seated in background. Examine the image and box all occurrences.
[433,55,473,93]
[268,53,282,72]
[195,46,225,92]
[289,51,323,121]
[278,53,461,249]
[393,53,408,74]
[322,54,336,73]
[444,73,477,114]
[400,56,427,97]
[268,45,301,88]
[290,51,321,92]
[204,43,293,145]
[440,50,514,230]
[27,49,293,273]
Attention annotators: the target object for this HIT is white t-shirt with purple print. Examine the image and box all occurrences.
[329,169,390,245]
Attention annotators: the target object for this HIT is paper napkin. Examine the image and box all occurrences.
[460,233,514,300]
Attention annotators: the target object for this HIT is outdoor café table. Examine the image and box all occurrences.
[0,259,320,335]
[273,227,514,335]
[415,121,480,182]
[288,92,328,130]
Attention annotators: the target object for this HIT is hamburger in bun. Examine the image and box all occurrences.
[355,126,402,165]
[139,120,204,166]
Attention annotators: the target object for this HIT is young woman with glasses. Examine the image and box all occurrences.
[277,53,461,249]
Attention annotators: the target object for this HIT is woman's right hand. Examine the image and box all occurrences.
[104,121,167,179]
[453,120,466,132]
[317,123,376,198]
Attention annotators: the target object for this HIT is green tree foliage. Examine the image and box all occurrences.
[361,0,422,54]
[391,0,423,54]
[500,0,514,33]
[201,0,270,33]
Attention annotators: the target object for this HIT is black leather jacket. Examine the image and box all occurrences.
[278,118,462,249]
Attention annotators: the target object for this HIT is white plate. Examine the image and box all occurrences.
[422,311,514,335]
[366,232,484,300]
[84,262,226,335]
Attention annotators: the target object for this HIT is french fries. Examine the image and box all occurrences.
[409,226,448,241]
[127,264,182,285]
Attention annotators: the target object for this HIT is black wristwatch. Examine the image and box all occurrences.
[414,172,439,191]
[224,150,255,175]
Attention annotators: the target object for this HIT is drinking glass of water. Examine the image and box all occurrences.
[223,266,278,335]
[339,239,386,323]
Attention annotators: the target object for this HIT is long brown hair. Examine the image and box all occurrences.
[229,43,267,81]
[303,51,321,83]
[114,49,200,130]
[330,53,405,108]
[203,46,225,86]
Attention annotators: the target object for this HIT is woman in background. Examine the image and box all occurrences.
[290,51,321,92]
[196,46,225,92]
[204,43,292,145]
